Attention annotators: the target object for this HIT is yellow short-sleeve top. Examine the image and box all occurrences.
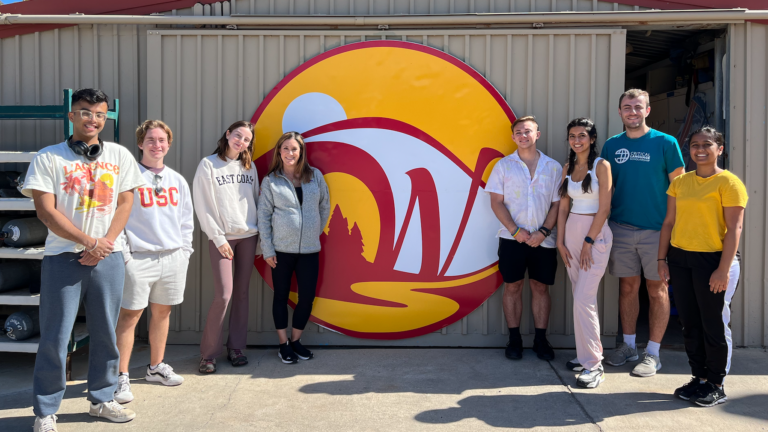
[667,170,748,252]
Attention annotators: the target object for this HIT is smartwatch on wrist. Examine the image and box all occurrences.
[584,236,594,245]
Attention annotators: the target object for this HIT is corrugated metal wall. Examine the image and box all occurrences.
[145,27,626,346]
[0,24,149,158]
[225,0,644,14]
[727,22,768,347]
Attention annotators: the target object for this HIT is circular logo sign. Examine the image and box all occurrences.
[615,148,630,164]
[252,41,516,339]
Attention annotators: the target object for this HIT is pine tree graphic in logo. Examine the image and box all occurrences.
[615,148,630,164]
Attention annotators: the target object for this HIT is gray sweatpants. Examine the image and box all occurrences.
[32,252,125,417]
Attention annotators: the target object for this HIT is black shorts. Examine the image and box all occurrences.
[498,238,558,285]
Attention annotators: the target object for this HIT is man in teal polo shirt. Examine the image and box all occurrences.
[600,88,684,377]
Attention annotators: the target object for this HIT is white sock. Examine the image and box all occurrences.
[149,364,159,370]
[119,372,129,378]
[623,334,636,349]
[646,341,661,357]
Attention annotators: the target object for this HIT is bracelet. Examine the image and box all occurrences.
[657,258,666,261]
[512,227,521,237]
[538,227,551,237]
[86,238,99,252]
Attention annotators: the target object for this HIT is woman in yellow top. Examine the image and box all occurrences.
[658,126,747,408]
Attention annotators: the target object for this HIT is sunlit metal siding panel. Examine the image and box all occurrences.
[725,23,768,347]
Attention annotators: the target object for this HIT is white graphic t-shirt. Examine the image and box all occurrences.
[22,141,145,255]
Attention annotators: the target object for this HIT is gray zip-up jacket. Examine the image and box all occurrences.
[257,167,331,258]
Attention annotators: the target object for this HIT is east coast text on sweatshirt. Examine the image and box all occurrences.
[121,165,194,260]
[192,154,258,247]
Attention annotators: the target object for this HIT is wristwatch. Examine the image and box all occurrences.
[538,227,551,237]
[584,236,595,245]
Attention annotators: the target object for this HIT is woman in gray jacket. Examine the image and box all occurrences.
[258,131,330,364]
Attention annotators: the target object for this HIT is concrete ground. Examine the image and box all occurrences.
[0,345,766,431]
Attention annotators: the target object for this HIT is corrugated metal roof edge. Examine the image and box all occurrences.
[0,0,220,39]
[0,0,766,39]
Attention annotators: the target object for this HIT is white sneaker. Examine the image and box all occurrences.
[89,400,136,423]
[33,414,58,432]
[114,374,134,404]
[632,351,662,377]
[145,362,184,386]
[576,366,605,388]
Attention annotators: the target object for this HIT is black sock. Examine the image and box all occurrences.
[535,328,547,341]
[508,327,521,342]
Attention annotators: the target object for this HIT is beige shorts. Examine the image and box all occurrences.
[607,221,661,281]
[121,248,189,310]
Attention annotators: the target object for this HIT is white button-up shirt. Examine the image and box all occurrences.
[484,150,563,248]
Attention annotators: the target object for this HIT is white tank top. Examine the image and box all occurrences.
[567,157,602,214]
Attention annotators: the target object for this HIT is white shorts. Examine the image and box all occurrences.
[121,248,190,310]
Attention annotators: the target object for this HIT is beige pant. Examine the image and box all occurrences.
[565,214,613,371]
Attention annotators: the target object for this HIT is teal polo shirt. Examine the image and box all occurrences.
[600,128,684,231]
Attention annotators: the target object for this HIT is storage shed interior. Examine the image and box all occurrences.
[622,26,727,346]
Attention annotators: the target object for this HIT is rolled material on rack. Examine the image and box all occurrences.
[0,171,21,190]
[0,261,39,293]
[5,308,40,341]
[28,261,41,294]
[0,217,47,248]
[15,167,26,196]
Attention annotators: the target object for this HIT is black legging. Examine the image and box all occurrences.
[271,251,319,330]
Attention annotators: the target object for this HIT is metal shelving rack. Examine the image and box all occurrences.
[0,89,119,379]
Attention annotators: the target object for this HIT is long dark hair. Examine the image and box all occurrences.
[559,118,599,198]
[266,131,313,184]
[212,120,254,170]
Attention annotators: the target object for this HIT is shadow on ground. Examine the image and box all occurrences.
[415,392,686,428]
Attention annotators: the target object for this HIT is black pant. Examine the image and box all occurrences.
[668,246,738,385]
[271,251,319,331]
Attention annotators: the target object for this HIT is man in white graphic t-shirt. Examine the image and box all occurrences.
[23,89,145,431]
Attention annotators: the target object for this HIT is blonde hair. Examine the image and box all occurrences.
[619,88,650,109]
[511,115,539,132]
[136,120,173,158]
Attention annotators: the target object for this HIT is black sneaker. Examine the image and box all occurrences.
[290,339,314,360]
[532,338,555,361]
[505,338,523,360]
[566,358,584,372]
[278,341,298,364]
[674,377,704,401]
[694,382,727,407]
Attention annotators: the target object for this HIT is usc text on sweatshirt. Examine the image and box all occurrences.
[192,155,259,247]
[121,165,195,260]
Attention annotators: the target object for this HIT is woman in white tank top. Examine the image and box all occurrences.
[555,118,614,389]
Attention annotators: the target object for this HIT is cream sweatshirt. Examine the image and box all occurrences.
[192,155,258,247]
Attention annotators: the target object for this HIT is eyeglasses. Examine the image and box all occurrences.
[72,109,108,122]
[152,174,163,195]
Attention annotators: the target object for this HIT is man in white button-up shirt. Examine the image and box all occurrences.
[485,116,563,362]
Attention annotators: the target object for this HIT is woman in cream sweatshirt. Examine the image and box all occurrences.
[193,120,258,373]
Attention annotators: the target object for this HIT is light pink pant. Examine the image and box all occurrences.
[564,214,613,371]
